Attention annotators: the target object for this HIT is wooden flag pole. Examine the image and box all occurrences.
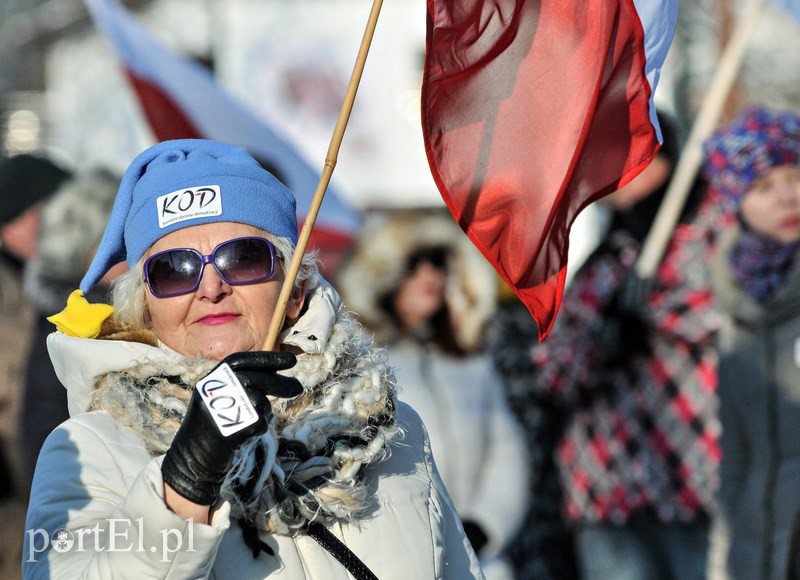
[635,0,764,279]
[262,0,384,351]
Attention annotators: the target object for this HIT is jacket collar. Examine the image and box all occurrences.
[47,279,343,417]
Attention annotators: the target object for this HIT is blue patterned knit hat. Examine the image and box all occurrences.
[702,106,800,206]
[80,139,298,293]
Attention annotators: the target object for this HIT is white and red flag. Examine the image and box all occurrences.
[84,0,360,270]
[422,0,680,339]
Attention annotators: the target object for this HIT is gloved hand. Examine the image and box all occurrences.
[615,271,653,316]
[595,271,653,365]
[161,351,302,505]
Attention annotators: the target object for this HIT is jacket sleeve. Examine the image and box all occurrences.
[428,458,487,580]
[646,200,722,345]
[22,413,230,579]
[465,365,530,560]
[396,404,486,580]
[708,372,750,579]
[528,250,624,403]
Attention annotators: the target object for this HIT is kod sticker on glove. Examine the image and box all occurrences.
[196,363,260,436]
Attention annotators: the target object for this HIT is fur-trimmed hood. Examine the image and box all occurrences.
[336,210,497,351]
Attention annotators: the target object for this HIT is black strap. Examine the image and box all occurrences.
[307,522,379,580]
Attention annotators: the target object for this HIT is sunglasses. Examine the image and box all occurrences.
[407,246,449,272]
[144,236,277,298]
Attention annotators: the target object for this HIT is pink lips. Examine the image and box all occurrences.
[198,313,239,326]
[780,216,800,229]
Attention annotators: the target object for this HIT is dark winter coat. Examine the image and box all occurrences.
[711,224,800,580]
[529,192,725,525]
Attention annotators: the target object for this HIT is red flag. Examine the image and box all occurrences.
[422,0,679,339]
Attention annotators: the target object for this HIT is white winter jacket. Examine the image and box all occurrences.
[23,285,483,579]
[389,339,529,577]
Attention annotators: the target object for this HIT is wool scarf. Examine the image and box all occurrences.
[729,229,800,304]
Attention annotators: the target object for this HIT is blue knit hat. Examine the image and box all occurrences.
[80,139,298,293]
[702,106,800,206]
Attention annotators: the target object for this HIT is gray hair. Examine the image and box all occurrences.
[110,232,319,329]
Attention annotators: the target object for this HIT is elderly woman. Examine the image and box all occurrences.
[22,140,482,579]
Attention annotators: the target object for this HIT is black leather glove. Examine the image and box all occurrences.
[161,351,302,505]
[595,272,653,365]
[616,271,653,315]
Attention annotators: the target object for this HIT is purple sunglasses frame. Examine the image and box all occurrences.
[143,236,277,298]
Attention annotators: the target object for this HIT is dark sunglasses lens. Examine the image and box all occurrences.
[147,250,202,296]
[215,238,273,283]
[408,247,448,272]
[427,249,448,269]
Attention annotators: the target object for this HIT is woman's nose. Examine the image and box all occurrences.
[195,263,231,301]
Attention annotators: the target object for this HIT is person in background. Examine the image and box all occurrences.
[0,153,72,580]
[23,139,482,578]
[0,154,72,493]
[337,210,529,580]
[702,106,800,580]
[525,111,727,580]
[19,166,122,487]
[485,284,579,580]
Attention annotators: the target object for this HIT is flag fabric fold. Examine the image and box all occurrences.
[422,0,679,339]
[84,0,360,253]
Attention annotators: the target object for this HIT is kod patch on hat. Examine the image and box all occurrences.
[156,185,222,228]
[80,139,298,293]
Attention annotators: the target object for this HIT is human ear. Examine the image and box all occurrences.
[285,281,307,320]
